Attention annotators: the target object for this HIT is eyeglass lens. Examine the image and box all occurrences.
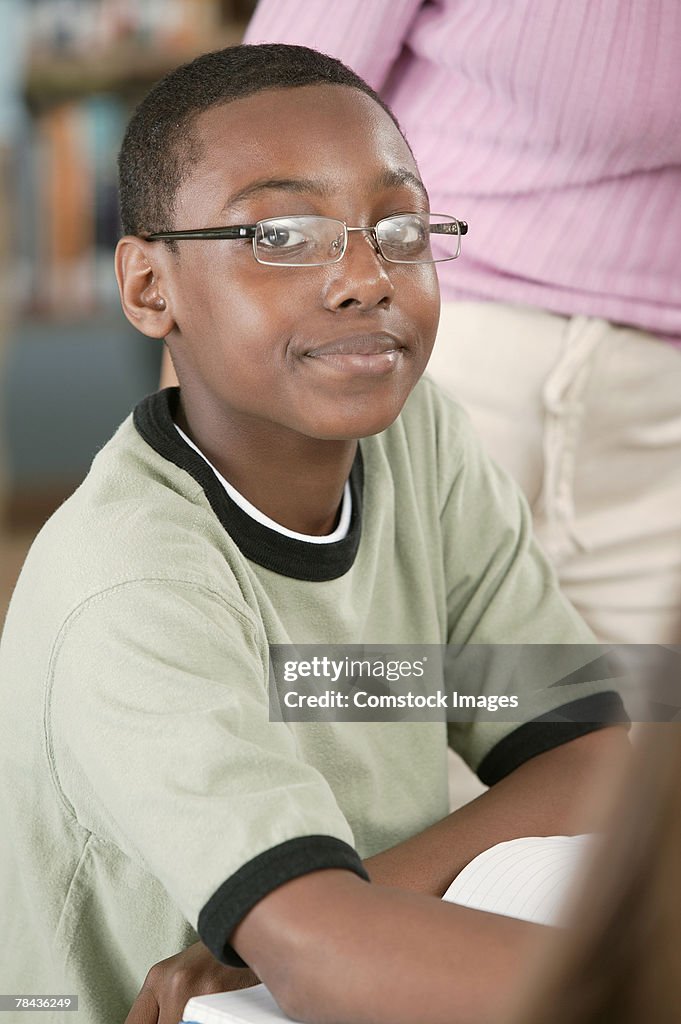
[255,217,345,265]
[254,214,460,266]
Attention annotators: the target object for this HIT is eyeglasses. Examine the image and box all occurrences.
[144,212,468,267]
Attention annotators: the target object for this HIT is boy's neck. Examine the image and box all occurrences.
[176,397,357,537]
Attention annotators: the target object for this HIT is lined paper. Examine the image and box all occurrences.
[443,834,594,926]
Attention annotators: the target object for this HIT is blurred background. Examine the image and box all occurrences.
[0,0,256,624]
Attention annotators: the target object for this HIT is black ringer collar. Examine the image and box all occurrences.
[133,388,364,582]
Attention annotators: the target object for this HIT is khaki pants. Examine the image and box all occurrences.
[429,300,681,646]
[430,302,681,806]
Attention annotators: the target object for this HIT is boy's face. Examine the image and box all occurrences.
[156,84,440,441]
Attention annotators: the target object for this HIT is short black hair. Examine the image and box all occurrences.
[118,43,402,241]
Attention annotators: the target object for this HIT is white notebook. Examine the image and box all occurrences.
[182,985,293,1024]
[181,834,593,1023]
[442,833,593,925]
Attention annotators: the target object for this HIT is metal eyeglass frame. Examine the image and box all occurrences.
[143,213,468,266]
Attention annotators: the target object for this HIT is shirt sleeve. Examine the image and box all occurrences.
[243,0,426,90]
[47,579,367,965]
[434,391,628,782]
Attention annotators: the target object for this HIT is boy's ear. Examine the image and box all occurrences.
[115,237,176,339]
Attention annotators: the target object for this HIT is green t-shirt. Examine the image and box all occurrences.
[0,379,622,1023]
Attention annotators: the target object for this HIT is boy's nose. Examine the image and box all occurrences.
[321,230,395,311]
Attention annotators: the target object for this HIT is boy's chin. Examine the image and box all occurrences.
[308,396,412,441]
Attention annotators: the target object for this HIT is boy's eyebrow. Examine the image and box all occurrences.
[221,177,333,213]
[374,168,429,199]
[220,168,428,215]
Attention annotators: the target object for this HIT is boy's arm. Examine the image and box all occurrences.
[234,870,542,1024]
[364,724,628,893]
[235,727,628,1024]
[125,725,628,1023]
[128,887,541,1024]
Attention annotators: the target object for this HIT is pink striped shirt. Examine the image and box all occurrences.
[245,0,681,341]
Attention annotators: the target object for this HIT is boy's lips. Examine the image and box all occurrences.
[302,333,408,376]
[304,333,405,357]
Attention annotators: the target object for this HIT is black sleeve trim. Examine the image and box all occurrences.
[197,835,369,967]
[477,691,629,787]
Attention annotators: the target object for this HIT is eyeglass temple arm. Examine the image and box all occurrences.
[430,220,468,236]
[144,220,467,241]
[143,225,257,241]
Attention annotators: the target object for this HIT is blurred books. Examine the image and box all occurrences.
[28,0,236,57]
[18,94,125,316]
[16,0,253,318]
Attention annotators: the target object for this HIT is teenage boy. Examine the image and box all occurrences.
[0,45,627,1024]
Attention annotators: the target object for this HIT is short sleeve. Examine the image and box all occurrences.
[437,401,627,781]
[48,579,366,965]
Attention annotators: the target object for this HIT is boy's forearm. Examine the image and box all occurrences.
[123,727,628,1020]
[365,726,629,896]
[233,869,543,1024]
[231,730,629,1023]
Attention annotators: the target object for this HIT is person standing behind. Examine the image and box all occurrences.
[235,0,681,645]
[508,722,681,1024]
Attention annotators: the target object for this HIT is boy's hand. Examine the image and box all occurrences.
[124,941,258,1024]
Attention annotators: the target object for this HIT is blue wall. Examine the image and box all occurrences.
[3,313,163,485]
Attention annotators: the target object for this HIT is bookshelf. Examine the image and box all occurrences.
[3,0,256,530]
[18,0,255,319]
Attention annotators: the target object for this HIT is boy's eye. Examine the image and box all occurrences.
[377,214,428,257]
[257,219,309,249]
